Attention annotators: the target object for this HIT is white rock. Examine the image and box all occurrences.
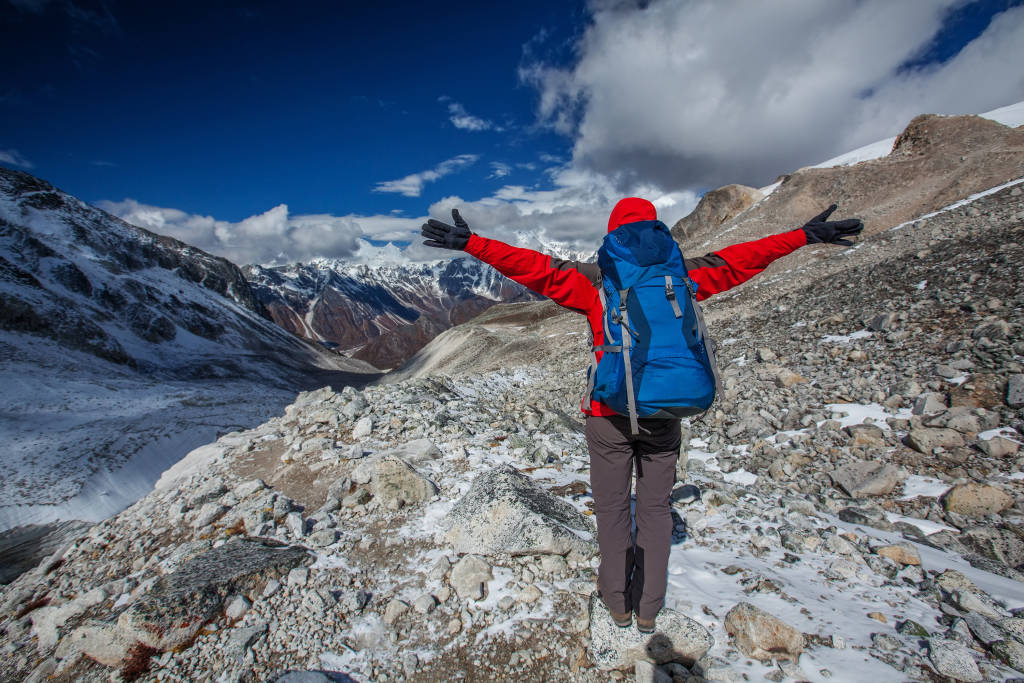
[352,417,373,439]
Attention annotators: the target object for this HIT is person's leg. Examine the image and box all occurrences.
[585,415,636,615]
[631,418,681,621]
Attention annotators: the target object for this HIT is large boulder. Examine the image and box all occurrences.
[117,538,308,651]
[829,461,905,498]
[670,184,763,243]
[724,602,804,662]
[588,594,713,670]
[442,465,596,558]
[942,483,1014,518]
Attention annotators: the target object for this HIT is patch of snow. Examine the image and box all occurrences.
[884,513,956,536]
[821,330,872,344]
[824,402,911,430]
[899,475,950,500]
[915,280,928,290]
[722,469,757,486]
[890,176,1024,231]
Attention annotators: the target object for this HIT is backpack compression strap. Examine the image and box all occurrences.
[683,277,722,395]
[618,289,640,435]
[664,276,683,318]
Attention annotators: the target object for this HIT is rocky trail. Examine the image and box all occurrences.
[2,180,1024,681]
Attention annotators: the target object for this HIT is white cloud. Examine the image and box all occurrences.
[0,148,34,168]
[521,0,1024,190]
[96,198,414,266]
[373,153,480,197]
[488,162,512,179]
[441,97,502,132]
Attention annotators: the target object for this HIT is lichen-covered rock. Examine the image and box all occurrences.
[942,483,1014,517]
[927,638,983,682]
[588,594,713,671]
[724,602,804,661]
[371,456,438,506]
[442,465,596,558]
[117,538,308,651]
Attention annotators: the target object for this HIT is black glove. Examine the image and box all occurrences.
[802,204,864,246]
[421,209,472,250]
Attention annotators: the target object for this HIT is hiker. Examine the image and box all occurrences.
[421,197,863,632]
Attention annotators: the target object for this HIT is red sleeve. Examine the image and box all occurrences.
[463,234,598,314]
[685,228,806,301]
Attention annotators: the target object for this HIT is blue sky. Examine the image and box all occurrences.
[2,0,1023,265]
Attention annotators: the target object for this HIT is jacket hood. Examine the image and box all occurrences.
[607,197,657,232]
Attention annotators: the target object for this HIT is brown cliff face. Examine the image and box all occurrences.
[670,184,764,242]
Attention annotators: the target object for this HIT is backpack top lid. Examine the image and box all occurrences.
[598,220,684,291]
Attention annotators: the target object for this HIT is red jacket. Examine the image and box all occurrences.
[463,226,807,416]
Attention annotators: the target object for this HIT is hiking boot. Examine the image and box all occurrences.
[597,591,632,628]
[636,615,656,634]
[610,610,632,628]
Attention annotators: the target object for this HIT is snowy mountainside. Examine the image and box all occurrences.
[243,255,539,370]
[0,167,378,533]
[4,181,1023,682]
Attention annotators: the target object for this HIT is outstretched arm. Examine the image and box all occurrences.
[422,210,598,314]
[686,204,863,301]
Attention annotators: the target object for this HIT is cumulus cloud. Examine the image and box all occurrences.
[96,198,417,266]
[0,148,34,168]
[521,0,1024,190]
[373,154,480,197]
[426,162,699,258]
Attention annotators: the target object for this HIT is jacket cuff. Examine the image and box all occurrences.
[464,233,485,256]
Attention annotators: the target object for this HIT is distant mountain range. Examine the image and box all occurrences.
[243,256,539,370]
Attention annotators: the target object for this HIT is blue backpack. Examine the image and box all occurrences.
[586,220,720,434]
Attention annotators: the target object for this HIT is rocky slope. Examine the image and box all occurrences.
[671,111,1024,261]
[2,177,1022,682]
[243,257,537,370]
[0,168,378,536]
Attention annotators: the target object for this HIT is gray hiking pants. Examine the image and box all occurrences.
[585,414,680,620]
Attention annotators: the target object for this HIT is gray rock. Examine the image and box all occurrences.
[188,480,227,507]
[588,594,713,670]
[413,594,436,614]
[226,621,268,660]
[381,438,443,464]
[905,427,965,454]
[442,465,597,558]
[978,436,1019,458]
[868,312,895,331]
[288,567,309,587]
[724,602,804,661]
[451,555,492,601]
[1008,375,1024,407]
[428,556,452,582]
[962,612,1003,646]
[991,637,1024,671]
[285,512,306,538]
[225,595,251,620]
[117,538,308,651]
[340,589,370,613]
[829,460,905,497]
[383,598,409,625]
[912,392,948,415]
[191,502,229,529]
[371,456,438,507]
[927,638,983,682]
[935,364,960,379]
[307,529,338,547]
[342,488,371,507]
[65,619,136,667]
[959,526,1024,567]
[756,348,776,362]
[352,417,373,439]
